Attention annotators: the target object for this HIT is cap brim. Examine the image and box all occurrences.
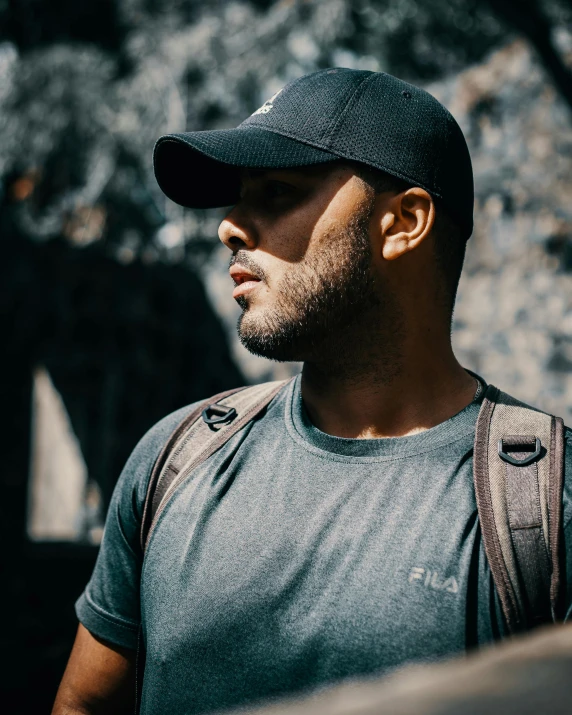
[153,127,339,208]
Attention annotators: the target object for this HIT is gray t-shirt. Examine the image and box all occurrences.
[76,374,572,714]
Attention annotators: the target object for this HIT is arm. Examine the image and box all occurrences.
[56,407,195,714]
[52,624,136,715]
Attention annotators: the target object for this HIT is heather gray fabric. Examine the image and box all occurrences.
[75,374,572,715]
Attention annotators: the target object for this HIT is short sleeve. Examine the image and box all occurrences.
[75,403,198,649]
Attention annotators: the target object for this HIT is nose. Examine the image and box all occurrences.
[218,205,257,251]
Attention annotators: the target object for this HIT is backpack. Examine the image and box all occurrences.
[135,379,566,707]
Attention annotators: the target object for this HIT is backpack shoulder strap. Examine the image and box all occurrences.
[135,379,291,711]
[473,384,565,633]
[139,379,291,553]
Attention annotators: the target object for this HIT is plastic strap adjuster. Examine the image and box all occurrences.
[202,403,238,427]
[498,437,542,467]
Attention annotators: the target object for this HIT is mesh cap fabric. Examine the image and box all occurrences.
[154,68,474,237]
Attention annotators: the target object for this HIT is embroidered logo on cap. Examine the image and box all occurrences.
[252,89,283,116]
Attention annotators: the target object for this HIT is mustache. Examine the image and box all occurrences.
[229,251,267,282]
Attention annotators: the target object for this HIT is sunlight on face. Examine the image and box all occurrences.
[220,165,384,362]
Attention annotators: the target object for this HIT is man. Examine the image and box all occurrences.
[53,68,572,715]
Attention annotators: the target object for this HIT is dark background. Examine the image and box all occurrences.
[1,1,572,712]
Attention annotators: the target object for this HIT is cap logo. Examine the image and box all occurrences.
[252,89,282,116]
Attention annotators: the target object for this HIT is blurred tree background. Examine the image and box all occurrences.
[1,0,572,712]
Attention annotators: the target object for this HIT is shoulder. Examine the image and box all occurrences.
[126,381,286,474]
[130,403,199,471]
[111,400,204,520]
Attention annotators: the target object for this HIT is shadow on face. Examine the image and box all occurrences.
[218,162,371,270]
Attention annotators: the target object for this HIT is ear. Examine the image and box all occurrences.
[380,188,435,261]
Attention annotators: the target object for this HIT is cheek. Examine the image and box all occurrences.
[259,221,338,292]
[261,221,311,265]
[308,199,363,256]
[255,180,368,271]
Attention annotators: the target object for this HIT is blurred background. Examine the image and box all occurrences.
[1,0,572,711]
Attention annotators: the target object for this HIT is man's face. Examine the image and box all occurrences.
[218,163,386,362]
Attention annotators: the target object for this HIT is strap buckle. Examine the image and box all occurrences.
[202,403,237,427]
[498,437,542,467]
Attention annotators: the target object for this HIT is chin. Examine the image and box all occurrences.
[237,315,302,362]
[239,340,300,363]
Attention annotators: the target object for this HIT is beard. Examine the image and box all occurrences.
[233,195,395,366]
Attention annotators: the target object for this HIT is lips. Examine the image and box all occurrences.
[229,264,262,285]
[230,264,263,299]
[233,272,261,286]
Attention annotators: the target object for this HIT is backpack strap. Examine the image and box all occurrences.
[474,384,565,633]
[135,379,290,711]
[139,379,290,553]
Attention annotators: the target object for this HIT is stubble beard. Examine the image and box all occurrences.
[235,197,402,375]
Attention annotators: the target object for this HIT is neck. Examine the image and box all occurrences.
[300,325,476,439]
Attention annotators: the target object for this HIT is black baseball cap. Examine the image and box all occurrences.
[154,68,474,238]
